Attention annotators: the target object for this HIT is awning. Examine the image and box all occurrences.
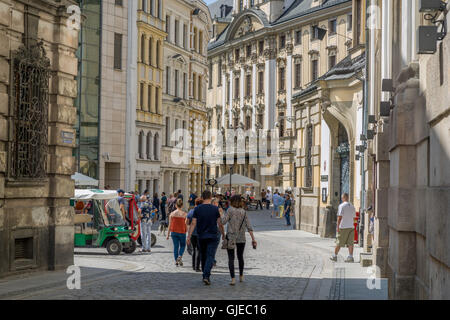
[216,174,260,187]
[71,172,99,187]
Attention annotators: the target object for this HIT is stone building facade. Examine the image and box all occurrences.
[364,0,449,300]
[131,0,165,194]
[206,0,356,200]
[160,0,211,198]
[0,0,79,277]
[291,0,365,236]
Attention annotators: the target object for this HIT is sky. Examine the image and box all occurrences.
[204,0,216,4]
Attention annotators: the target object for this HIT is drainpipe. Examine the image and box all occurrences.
[359,0,371,248]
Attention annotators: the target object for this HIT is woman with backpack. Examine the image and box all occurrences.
[220,195,257,286]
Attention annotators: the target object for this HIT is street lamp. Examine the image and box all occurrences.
[229,165,233,194]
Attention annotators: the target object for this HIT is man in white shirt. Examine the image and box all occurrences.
[266,189,272,210]
[330,193,356,263]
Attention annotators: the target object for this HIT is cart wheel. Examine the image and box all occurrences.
[151,233,157,247]
[123,240,137,254]
[106,239,122,255]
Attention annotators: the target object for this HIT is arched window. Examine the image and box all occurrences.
[156,41,160,68]
[148,38,153,66]
[141,34,146,63]
[147,132,153,160]
[138,131,145,159]
[154,133,159,160]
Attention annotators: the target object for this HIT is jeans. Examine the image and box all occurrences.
[160,205,167,222]
[199,237,217,280]
[191,235,201,270]
[140,220,153,251]
[285,209,291,225]
[212,233,221,265]
[171,232,186,262]
[266,200,270,210]
[227,243,246,279]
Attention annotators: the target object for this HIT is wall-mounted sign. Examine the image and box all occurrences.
[207,178,217,186]
[322,188,328,203]
[61,131,74,144]
[321,175,328,182]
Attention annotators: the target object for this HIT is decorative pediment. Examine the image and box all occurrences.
[326,45,337,55]
[293,54,302,64]
[277,57,286,67]
[171,54,187,66]
[308,50,319,59]
[229,14,265,41]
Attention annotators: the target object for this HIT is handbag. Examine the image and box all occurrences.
[222,211,247,250]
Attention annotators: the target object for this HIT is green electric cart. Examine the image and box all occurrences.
[72,189,137,255]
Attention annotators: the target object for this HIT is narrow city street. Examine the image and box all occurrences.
[0,210,387,300]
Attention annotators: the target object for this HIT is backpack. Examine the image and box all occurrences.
[168,199,176,214]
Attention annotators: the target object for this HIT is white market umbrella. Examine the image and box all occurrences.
[71,172,99,187]
[216,173,260,187]
[74,189,118,200]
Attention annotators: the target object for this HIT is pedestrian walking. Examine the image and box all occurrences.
[160,192,167,221]
[220,195,257,286]
[266,189,272,210]
[187,198,203,272]
[167,198,188,266]
[260,189,266,211]
[330,193,356,263]
[187,190,225,285]
[211,198,225,268]
[152,193,160,220]
[139,195,156,253]
[177,190,184,201]
[188,192,197,210]
[284,194,293,227]
[271,192,284,219]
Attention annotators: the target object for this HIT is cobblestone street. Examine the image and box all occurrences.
[0,210,387,300]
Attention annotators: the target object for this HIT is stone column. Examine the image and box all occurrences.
[264,44,276,130]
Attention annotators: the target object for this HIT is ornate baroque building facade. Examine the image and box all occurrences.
[0,0,79,277]
[206,0,359,212]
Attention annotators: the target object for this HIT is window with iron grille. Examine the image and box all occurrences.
[10,43,50,180]
[305,125,313,188]
[14,237,33,260]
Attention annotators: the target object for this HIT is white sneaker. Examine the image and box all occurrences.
[345,256,354,263]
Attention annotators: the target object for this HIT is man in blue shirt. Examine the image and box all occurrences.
[187,190,224,285]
